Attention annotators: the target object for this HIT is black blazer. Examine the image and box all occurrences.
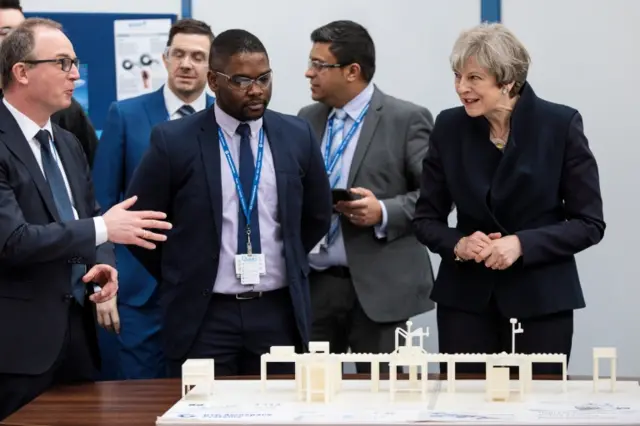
[412,83,605,318]
[51,97,99,168]
[0,101,115,375]
[125,107,332,360]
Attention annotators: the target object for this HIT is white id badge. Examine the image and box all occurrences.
[239,254,260,285]
[236,253,266,276]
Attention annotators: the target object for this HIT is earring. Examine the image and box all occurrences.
[502,87,509,95]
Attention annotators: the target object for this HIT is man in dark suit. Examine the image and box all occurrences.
[125,29,332,377]
[92,18,215,381]
[412,23,605,374]
[298,20,435,372]
[0,18,170,420]
[0,0,99,167]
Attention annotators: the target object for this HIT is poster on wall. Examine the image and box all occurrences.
[74,63,89,114]
[113,18,170,100]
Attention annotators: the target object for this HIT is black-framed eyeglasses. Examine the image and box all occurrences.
[23,57,79,72]
[308,59,344,71]
[216,70,272,90]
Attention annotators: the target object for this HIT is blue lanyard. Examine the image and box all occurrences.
[218,127,264,233]
[324,103,370,174]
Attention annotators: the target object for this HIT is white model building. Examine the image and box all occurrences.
[179,318,618,405]
[181,359,215,398]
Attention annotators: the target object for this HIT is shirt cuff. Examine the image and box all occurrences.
[374,200,388,239]
[93,217,108,246]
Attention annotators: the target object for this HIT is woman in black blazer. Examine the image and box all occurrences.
[413,23,605,374]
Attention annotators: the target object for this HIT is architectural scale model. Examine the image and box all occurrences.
[178,319,619,404]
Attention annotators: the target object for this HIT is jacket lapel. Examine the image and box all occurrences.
[198,109,223,244]
[490,83,536,201]
[307,103,331,144]
[52,127,87,218]
[143,87,169,125]
[262,111,288,224]
[0,102,60,221]
[347,87,383,187]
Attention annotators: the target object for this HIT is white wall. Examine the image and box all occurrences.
[194,0,479,117]
[20,0,180,14]
[503,0,639,377]
[194,0,481,372]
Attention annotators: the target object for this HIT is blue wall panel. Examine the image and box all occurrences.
[25,12,177,130]
[181,0,192,18]
[481,0,501,22]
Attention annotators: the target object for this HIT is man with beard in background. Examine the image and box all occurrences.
[124,29,332,376]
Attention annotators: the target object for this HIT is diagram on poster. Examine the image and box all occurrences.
[114,18,170,100]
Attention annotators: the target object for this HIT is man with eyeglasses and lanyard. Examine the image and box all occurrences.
[91,18,215,381]
[298,20,436,373]
[0,0,99,168]
[124,29,332,377]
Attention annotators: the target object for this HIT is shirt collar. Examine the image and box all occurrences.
[163,84,207,117]
[214,101,263,137]
[3,98,54,142]
[332,82,375,120]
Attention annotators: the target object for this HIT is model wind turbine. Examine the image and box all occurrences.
[510,318,523,354]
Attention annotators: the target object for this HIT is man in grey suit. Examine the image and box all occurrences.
[298,20,435,373]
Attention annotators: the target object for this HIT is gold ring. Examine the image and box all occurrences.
[142,230,147,239]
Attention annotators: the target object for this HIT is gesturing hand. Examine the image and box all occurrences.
[103,195,172,250]
[455,231,502,261]
[83,264,118,304]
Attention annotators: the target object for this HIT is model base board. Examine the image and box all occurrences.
[156,379,640,425]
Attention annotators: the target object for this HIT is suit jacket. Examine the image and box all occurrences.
[412,82,605,318]
[124,107,332,360]
[92,87,215,307]
[0,101,115,375]
[0,90,98,168]
[51,97,99,168]
[298,86,436,323]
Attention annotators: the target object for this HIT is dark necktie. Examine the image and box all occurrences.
[235,123,261,254]
[35,130,86,305]
[177,105,195,117]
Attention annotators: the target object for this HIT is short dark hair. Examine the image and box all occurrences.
[0,0,22,12]
[166,18,214,47]
[209,29,267,71]
[0,18,61,88]
[310,20,376,82]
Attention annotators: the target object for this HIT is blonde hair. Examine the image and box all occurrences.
[450,23,530,97]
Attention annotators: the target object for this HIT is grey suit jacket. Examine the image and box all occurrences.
[298,86,435,322]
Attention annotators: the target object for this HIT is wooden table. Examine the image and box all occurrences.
[3,374,638,426]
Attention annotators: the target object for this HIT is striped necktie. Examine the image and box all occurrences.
[177,105,195,117]
[326,109,347,247]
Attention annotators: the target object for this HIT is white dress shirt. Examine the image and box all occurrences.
[3,98,108,246]
[309,82,388,269]
[213,102,286,294]
[163,84,208,120]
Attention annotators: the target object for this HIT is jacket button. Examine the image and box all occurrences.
[62,293,74,301]
[202,289,210,297]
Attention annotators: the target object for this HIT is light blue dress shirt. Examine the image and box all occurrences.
[309,83,388,269]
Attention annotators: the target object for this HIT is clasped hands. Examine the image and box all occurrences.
[455,231,522,270]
